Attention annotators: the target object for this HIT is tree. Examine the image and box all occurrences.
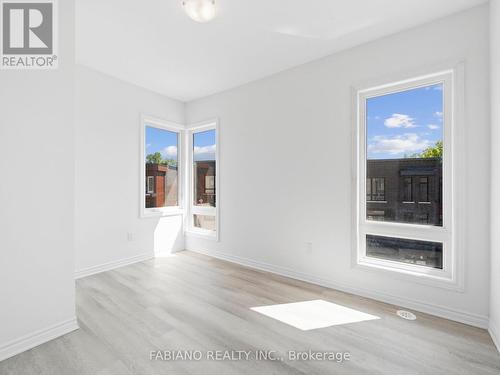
[146,152,177,167]
[146,152,163,164]
[163,159,177,167]
[420,140,443,159]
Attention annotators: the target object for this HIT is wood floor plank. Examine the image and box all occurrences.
[1,250,499,374]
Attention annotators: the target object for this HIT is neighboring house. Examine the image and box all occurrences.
[366,157,443,269]
[366,158,442,226]
[145,161,214,209]
[145,164,178,208]
[194,160,216,206]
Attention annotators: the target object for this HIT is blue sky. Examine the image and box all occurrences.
[145,126,216,161]
[145,126,178,160]
[366,83,443,159]
[193,129,216,161]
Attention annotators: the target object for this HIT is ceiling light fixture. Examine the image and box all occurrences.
[182,0,216,23]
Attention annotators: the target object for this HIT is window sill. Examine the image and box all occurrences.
[185,229,218,241]
[418,202,431,205]
[141,208,184,218]
[367,201,387,204]
[354,258,462,291]
[402,201,414,204]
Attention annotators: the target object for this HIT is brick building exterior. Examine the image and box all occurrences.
[366,157,442,226]
[145,164,178,208]
[194,161,216,206]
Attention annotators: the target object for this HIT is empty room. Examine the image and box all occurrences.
[1,0,500,374]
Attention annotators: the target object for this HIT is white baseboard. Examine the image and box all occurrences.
[0,317,79,362]
[490,320,500,353]
[188,247,489,329]
[75,252,153,279]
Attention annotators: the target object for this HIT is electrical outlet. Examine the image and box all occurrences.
[127,232,135,242]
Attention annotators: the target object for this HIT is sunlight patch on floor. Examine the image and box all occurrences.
[251,299,380,330]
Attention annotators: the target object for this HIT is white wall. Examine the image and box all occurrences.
[0,0,77,360]
[75,66,185,276]
[490,0,500,351]
[185,6,491,327]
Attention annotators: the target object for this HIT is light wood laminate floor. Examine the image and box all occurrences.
[1,251,499,374]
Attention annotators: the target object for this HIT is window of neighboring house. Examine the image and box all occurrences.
[403,177,413,202]
[419,177,430,203]
[141,116,183,217]
[367,177,385,201]
[355,69,459,286]
[372,178,385,201]
[187,121,218,238]
[147,176,155,194]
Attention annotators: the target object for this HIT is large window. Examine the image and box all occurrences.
[188,121,218,238]
[355,70,460,286]
[141,116,183,217]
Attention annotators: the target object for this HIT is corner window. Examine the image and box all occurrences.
[355,70,458,285]
[141,116,183,217]
[187,121,218,238]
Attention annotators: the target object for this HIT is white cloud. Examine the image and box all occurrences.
[194,144,216,161]
[384,113,417,128]
[368,133,431,156]
[161,145,178,158]
[434,111,443,123]
[194,144,216,155]
[146,143,151,148]
[427,124,440,130]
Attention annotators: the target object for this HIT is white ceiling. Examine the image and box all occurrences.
[76,0,486,102]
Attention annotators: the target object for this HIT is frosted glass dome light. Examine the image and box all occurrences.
[182,0,217,23]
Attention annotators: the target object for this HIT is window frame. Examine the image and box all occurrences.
[185,119,219,240]
[140,115,184,218]
[352,67,465,290]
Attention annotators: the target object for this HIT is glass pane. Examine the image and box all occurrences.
[366,83,443,226]
[193,215,216,231]
[193,129,216,207]
[366,234,443,269]
[419,177,429,202]
[403,177,412,202]
[145,126,178,208]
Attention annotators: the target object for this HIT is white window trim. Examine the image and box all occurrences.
[140,114,184,218]
[351,64,465,291]
[185,119,220,241]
